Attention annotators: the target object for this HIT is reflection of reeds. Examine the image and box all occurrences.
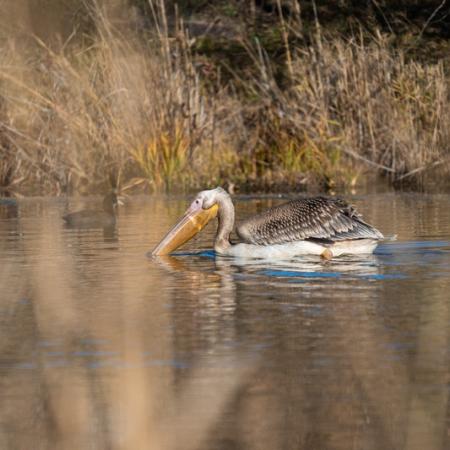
[151,229,450,450]
[1,195,449,449]
[0,212,252,449]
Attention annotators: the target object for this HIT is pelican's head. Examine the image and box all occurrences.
[151,187,226,256]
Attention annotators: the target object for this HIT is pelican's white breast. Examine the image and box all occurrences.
[217,239,379,259]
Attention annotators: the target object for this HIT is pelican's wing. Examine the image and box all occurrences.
[236,197,383,245]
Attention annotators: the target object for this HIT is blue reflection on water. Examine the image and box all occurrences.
[72,350,118,357]
[361,273,408,280]
[165,239,450,283]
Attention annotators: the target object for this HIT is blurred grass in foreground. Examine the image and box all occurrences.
[0,194,449,449]
[0,210,253,450]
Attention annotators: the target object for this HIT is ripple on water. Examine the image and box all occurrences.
[1,194,450,450]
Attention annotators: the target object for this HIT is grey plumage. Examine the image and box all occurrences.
[236,196,383,245]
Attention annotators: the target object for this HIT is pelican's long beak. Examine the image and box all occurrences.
[151,202,218,256]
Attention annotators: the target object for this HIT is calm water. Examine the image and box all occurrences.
[0,192,449,450]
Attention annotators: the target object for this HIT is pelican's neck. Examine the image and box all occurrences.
[214,192,235,253]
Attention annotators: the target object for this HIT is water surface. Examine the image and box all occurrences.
[0,192,449,450]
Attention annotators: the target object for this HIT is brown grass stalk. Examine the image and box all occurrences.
[0,1,449,195]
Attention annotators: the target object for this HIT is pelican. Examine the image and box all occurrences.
[151,187,384,259]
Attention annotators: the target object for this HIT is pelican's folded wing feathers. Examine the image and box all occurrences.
[236,197,383,245]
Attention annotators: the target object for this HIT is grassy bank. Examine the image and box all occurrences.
[0,0,449,195]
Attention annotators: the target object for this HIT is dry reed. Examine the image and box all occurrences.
[240,33,450,189]
[0,0,449,195]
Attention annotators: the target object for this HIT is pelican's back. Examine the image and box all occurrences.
[237,196,383,245]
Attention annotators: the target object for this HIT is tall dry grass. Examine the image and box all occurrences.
[0,0,449,195]
[0,0,239,194]
[243,32,450,189]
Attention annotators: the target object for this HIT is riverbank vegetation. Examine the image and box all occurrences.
[1,0,449,195]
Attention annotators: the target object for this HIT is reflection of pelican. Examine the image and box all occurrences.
[152,187,383,259]
[153,253,382,282]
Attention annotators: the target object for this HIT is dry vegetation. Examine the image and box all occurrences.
[0,0,449,195]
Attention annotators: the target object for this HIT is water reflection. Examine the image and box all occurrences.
[0,198,18,219]
[0,193,449,449]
